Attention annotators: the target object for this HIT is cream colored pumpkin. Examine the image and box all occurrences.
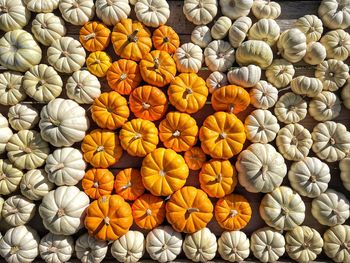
[227,65,261,88]
[75,233,108,263]
[8,104,39,131]
[206,71,228,94]
[135,0,170,27]
[318,0,350,30]
[183,0,218,25]
[211,16,232,40]
[0,113,13,154]
[294,15,324,43]
[309,91,341,121]
[277,29,307,63]
[175,43,203,73]
[218,231,250,262]
[303,42,327,65]
[45,147,86,186]
[312,121,350,162]
[0,196,3,219]
[39,98,90,147]
[183,228,217,262]
[0,30,42,72]
[285,226,323,263]
[0,72,26,106]
[111,231,145,263]
[0,159,23,196]
[321,29,350,61]
[96,0,130,26]
[6,130,50,170]
[274,93,307,124]
[323,224,350,263]
[315,59,349,91]
[59,0,94,26]
[342,77,350,109]
[39,233,74,263]
[31,13,66,46]
[249,80,278,109]
[20,169,54,201]
[0,0,30,32]
[340,156,350,191]
[236,40,273,69]
[24,0,59,12]
[290,76,323,98]
[219,0,253,20]
[204,40,235,72]
[191,25,212,48]
[288,157,330,198]
[236,143,287,193]
[248,19,280,46]
[252,0,281,19]
[265,59,295,88]
[2,195,36,227]
[228,16,252,48]
[244,109,279,144]
[312,189,350,226]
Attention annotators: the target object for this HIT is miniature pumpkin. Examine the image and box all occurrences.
[86,51,112,78]
[206,71,228,94]
[8,104,39,131]
[309,91,341,121]
[184,147,206,171]
[227,65,261,88]
[252,0,281,19]
[250,80,278,109]
[79,21,111,52]
[75,233,108,263]
[82,168,114,200]
[111,231,145,263]
[340,156,350,191]
[303,41,327,65]
[290,76,323,98]
[191,25,212,48]
[342,77,350,109]
[321,29,350,61]
[219,0,253,20]
[95,0,131,26]
[315,58,349,91]
[0,72,26,106]
[183,0,218,25]
[248,19,280,46]
[59,0,95,26]
[204,40,235,72]
[266,59,295,88]
[174,43,203,73]
[20,169,54,201]
[2,195,36,227]
[211,16,232,40]
[0,114,12,154]
[228,17,252,48]
[274,92,308,124]
[0,0,30,32]
[39,233,74,263]
[237,40,273,69]
[0,159,23,196]
[318,0,350,29]
[114,168,145,201]
[218,231,250,262]
[323,224,350,263]
[135,0,170,27]
[152,25,180,54]
[294,15,324,43]
[277,28,307,63]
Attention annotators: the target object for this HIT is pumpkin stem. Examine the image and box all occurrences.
[83,32,96,40]
[7,208,19,214]
[119,73,127,81]
[219,132,227,139]
[49,163,65,174]
[290,137,298,146]
[57,208,65,218]
[302,242,310,249]
[329,138,336,145]
[142,102,151,109]
[332,209,341,218]
[104,217,110,225]
[154,58,160,69]
[10,246,19,255]
[146,208,152,216]
[342,242,349,249]
[159,170,166,177]
[261,165,268,180]
[128,29,139,43]
[266,245,272,251]
[163,36,170,43]
[281,206,289,215]
[93,181,99,188]
[161,244,168,251]
[48,246,58,253]
[20,146,32,154]
[230,209,238,217]
[72,1,80,8]
[25,183,32,190]
[49,117,60,127]
[0,5,8,13]
[185,88,193,97]
[133,133,142,140]
[187,207,200,213]
[121,181,132,189]
[96,146,105,152]
[173,130,181,137]
[0,172,6,181]
[106,0,113,5]
[309,175,317,183]
[216,173,223,182]
[229,104,235,113]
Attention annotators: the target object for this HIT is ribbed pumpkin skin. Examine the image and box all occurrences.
[184,147,207,170]
[80,21,111,52]
[114,168,145,201]
[86,51,112,77]
[152,25,180,54]
[82,168,114,199]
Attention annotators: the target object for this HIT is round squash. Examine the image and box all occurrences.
[39,233,74,263]
[236,40,273,69]
[290,76,323,98]
[309,91,341,121]
[342,77,350,109]
[79,21,111,52]
[248,18,280,46]
[135,0,170,28]
[321,29,350,61]
[274,92,307,124]
[340,156,350,191]
[0,0,30,32]
[323,224,350,263]
[2,195,36,227]
[0,72,26,106]
[266,59,295,88]
[95,0,131,26]
[82,168,114,200]
[111,230,145,263]
[206,71,228,94]
[152,25,180,54]
[315,58,349,91]
[191,25,212,48]
[75,233,108,263]
[8,104,39,131]
[318,0,350,30]
[0,113,13,154]
[174,43,203,73]
[228,17,252,48]
[183,0,217,25]
[59,0,95,26]
[86,51,112,78]
[204,40,235,72]
[114,168,145,201]
[211,16,232,40]
[277,28,307,63]
[252,0,281,19]
[0,159,23,196]
[303,41,327,65]
[184,147,206,171]
[249,80,278,109]
[219,0,253,20]
[294,14,323,43]
[20,169,54,201]
[227,65,261,88]
[218,231,250,262]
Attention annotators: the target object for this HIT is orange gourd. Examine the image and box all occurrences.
[91,92,130,130]
[141,148,189,196]
[85,195,133,241]
[159,112,198,152]
[215,194,252,231]
[132,194,166,230]
[119,118,159,157]
[140,50,176,87]
[114,168,145,201]
[168,73,208,114]
[80,21,111,52]
[184,147,206,170]
[199,111,246,159]
[81,129,123,168]
[152,25,180,54]
[129,86,168,121]
[106,59,142,95]
[199,159,237,198]
[86,51,112,77]
[111,18,152,61]
[166,186,213,233]
[211,85,250,114]
[82,168,114,199]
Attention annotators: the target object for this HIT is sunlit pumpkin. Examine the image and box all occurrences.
[86,51,112,77]
[82,168,115,200]
[152,25,180,54]
[184,147,207,170]
[80,21,111,52]
[114,168,145,201]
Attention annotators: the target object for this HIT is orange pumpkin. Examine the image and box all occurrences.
[199,111,246,159]
[129,85,168,121]
[211,85,250,114]
[91,92,130,130]
[159,111,198,152]
[152,25,180,54]
[106,59,142,95]
[80,21,111,52]
[166,186,213,233]
[168,73,208,114]
[199,159,237,198]
[141,148,189,196]
[140,50,176,87]
[132,194,166,230]
[81,129,123,168]
[86,51,112,77]
[215,194,252,231]
[111,18,152,61]
[184,147,206,170]
[85,195,133,241]
[119,118,159,157]
[82,168,114,199]
[114,168,145,201]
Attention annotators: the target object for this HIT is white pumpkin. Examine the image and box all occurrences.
[259,186,306,231]
[111,231,145,263]
[312,121,350,162]
[312,189,350,226]
[0,30,42,72]
[244,109,279,144]
[265,59,295,88]
[2,195,36,227]
[183,228,217,262]
[135,0,169,27]
[236,143,287,193]
[24,0,59,13]
[249,80,278,110]
[228,16,252,48]
[248,19,280,46]
[0,0,31,32]
[318,0,350,30]
[20,169,54,201]
[340,156,350,191]
[39,98,90,147]
[294,15,324,43]
[6,130,50,170]
[0,113,13,154]
[309,91,342,121]
[8,104,39,131]
[0,72,26,106]
[236,40,273,69]
[204,40,235,72]
[303,41,327,65]
[39,186,89,235]
[183,0,218,25]
[323,224,350,263]
[0,196,4,219]
[45,147,86,186]
[191,25,212,48]
[315,59,349,91]
[227,65,261,88]
[285,226,323,263]
[95,0,131,26]
[47,37,86,74]
[146,226,183,263]
[288,157,331,198]
[0,225,39,263]
[174,43,203,73]
[219,0,253,20]
[59,0,94,26]
[39,233,74,263]
[0,159,23,196]
[277,29,307,63]
[206,71,228,94]
[31,13,66,46]
[211,16,232,40]
[342,77,350,109]
[75,233,108,263]
[321,29,350,61]
[251,0,281,19]
[290,76,323,98]
[250,227,285,263]
[274,92,307,124]
[218,231,250,262]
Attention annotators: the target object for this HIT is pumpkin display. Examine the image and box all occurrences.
[166,186,213,233]
[266,59,295,88]
[95,0,131,26]
[111,18,152,61]
[191,25,212,48]
[0,72,26,106]
[277,28,307,63]
[79,21,111,52]
[249,80,278,109]
[218,231,250,262]
[340,156,350,191]
[315,59,349,91]
[0,113,13,154]
[8,104,39,131]
[211,16,232,40]
[228,17,252,48]
[206,71,228,94]
[82,168,114,200]
[204,40,235,72]
[227,65,261,88]
[111,231,145,263]
[274,92,308,124]
[0,159,23,196]
[0,0,30,32]
[323,224,350,263]
[294,14,324,43]
[183,0,218,25]
[252,0,281,19]
[152,25,180,54]
[81,129,123,168]
[318,0,350,29]
[114,168,145,201]
[309,91,341,121]
[219,0,253,19]
[25,0,58,12]
[20,169,54,201]
[86,51,112,78]
[290,76,323,98]
[39,233,74,263]
[342,77,350,109]
[59,0,94,26]
[75,233,108,263]
[321,29,350,61]
[135,0,170,27]
[303,41,327,65]
[248,19,280,46]
[184,147,206,171]
[141,148,189,196]
[2,195,36,227]
[174,43,203,73]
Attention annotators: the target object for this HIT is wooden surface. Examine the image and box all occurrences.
[0,0,349,262]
